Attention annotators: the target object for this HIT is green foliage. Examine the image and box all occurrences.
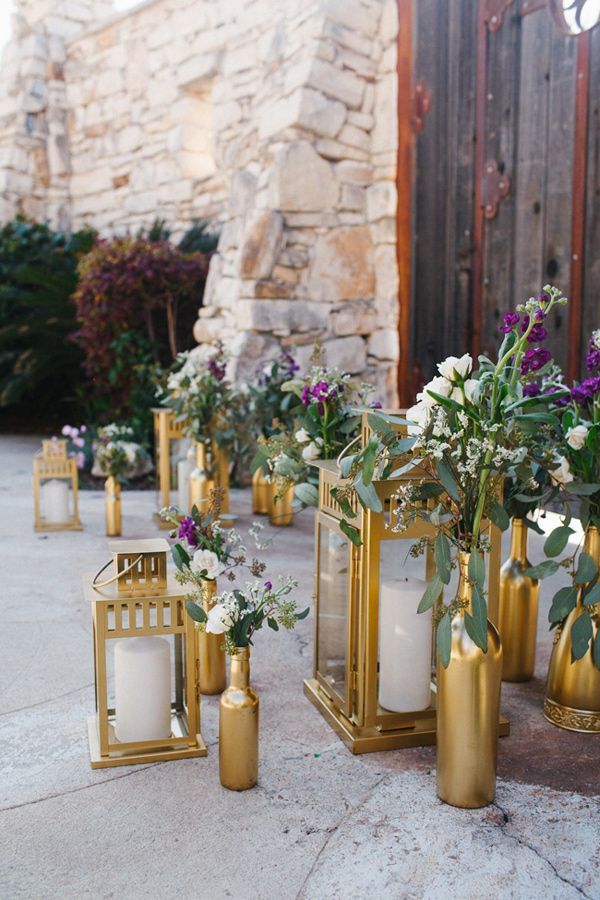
[0,217,95,418]
[178,220,220,255]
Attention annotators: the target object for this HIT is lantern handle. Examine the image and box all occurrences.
[91,554,144,592]
[336,435,361,473]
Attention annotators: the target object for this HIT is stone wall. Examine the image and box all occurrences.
[0,0,400,404]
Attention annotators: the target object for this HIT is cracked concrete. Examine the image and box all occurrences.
[0,434,598,899]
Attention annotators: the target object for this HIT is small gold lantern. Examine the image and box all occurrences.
[33,439,82,532]
[152,408,189,527]
[85,538,207,768]
[303,412,508,753]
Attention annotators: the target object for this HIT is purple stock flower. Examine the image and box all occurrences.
[523,383,541,398]
[370,400,383,409]
[586,349,600,372]
[177,516,199,547]
[264,580,273,591]
[520,347,552,376]
[521,315,548,344]
[208,357,226,381]
[301,385,311,406]
[499,311,520,334]
[571,376,600,405]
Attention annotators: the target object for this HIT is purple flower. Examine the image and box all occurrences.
[586,349,600,372]
[370,400,383,409]
[208,357,226,381]
[520,347,552,375]
[571,376,600,405]
[301,385,311,406]
[264,580,273,591]
[523,383,541,397]
[177,516,199,547]
[311,380,330,400]
[500,311,520,334]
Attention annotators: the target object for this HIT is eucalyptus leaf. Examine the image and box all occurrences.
[185,600,207,623]
[267,617,279,631]
[340,518,362,548]
[354,475,383,512]
[489,501,510,532]
[524,560,559,580]
[293,482,319,508]
[361,439,378,486]
[565,483,600,496]
[339,454,355,478]
[367,413,395,436]
[435,459,460,501]
[172,543,191,571]
[388,437,417,455]
[548,586,578,624]
[434,533,452,585]
[330,486,356,519]
[471,584,488,652]
[571,612,593,660]
[296,607,310,620]
[468,550,485,588]
[543,525,574,558]
[417,574,443,613]
[575,551,598,585]
[436,612,452,668]
[582,582,600,606]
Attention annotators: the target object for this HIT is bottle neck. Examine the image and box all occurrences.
[510,518,528,563]
[584,525,600,567]
[230,648,250,689]
[457,551,472,614]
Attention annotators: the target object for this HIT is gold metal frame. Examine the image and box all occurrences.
[85,546,207,768]
[304,411,509,753]
[153,408,189,528]
[33,439,82,532]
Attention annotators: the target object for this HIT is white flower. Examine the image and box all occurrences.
[420,376,452,407]
[295,428,311,444]
[406,401,430,436]
[205,603,233,635]
[302,441,322,462]
[451,378,479,404]
[437,353,473,381]
[550,456,574,486]
[192,549,223,580]
[566,425,589,451]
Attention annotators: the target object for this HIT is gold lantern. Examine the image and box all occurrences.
[85,538,207,768]
[33,439,82,532]
[152,407,190,528]
[303,412,509,753]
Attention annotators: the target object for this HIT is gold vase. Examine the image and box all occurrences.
[544,525,600,733]
[213,440,230,515]
[251,468,271,515]
[219,646,259,790]
[498,518,539,682]
[197,580,226,695]
[269,484,294,527]
[436,552,503,809]
[104,476,121,537]
[189,442,214,509]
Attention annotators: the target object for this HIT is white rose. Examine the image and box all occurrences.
[406,401,430,436]
[302,441,322,462]
[420,376,452,407]
[295,428,311,444]
[192,549,223,580]
[205,603,233,635]
[550,456,574,486]
[566,424,589,451]
[437,353,473,381]
[451,379,479,404]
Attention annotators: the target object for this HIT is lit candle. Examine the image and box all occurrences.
[114,636,171,742]
[42,479,70,524]
[177,449,194,513]
[379,576,432,713]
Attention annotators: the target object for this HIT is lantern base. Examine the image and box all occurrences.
[34,519,82,532]
[303,678,510,754]
[86,715,208,768]
[153,511,174,530]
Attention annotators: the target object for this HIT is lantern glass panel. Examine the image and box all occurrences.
[316,520,352,711]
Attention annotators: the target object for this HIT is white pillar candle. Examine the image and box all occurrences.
[379,576,432,713]
[114,636,171,743]
[42,479,70,524]
[177,453,194,513]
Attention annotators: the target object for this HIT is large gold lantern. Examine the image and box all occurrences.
[33,439,82,532]
[85,538,207,768]
[303,412,508,753]
[152,408,190,527]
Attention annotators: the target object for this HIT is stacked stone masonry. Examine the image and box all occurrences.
[0,0,400,403]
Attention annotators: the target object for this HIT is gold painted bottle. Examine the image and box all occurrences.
[105,476,121,537]
[498,518,539,682]
[189,442,214,509]
[436,552,503,809]
[213,440,230,515]
[252,468,271,515]
[219,646,259,790]
[197,580,226,695]
[544,525,600,733]
[269,484,294,526]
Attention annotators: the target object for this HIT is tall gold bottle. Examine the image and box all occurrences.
[498,518,539,682]
[544,525,600,733]
[252,468,271,515]
[189,442,214,509]
[104,476,122,537]
[197,580,226,695]
[436,552,503,808]
[269,484,294,526]
[213,441,230,515]
[219,647,259,790]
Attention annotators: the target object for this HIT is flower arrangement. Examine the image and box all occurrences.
[336,286,568,665]
[248,350,301,441]
[162,342,242,476]
[161,488,266,585]
[92,423,152,481]
[60,424,92,471]
[185,576,308,655]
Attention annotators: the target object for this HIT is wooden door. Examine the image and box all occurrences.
[397,0,600,405]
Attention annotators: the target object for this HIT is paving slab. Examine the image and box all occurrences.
[0,434,598,899]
